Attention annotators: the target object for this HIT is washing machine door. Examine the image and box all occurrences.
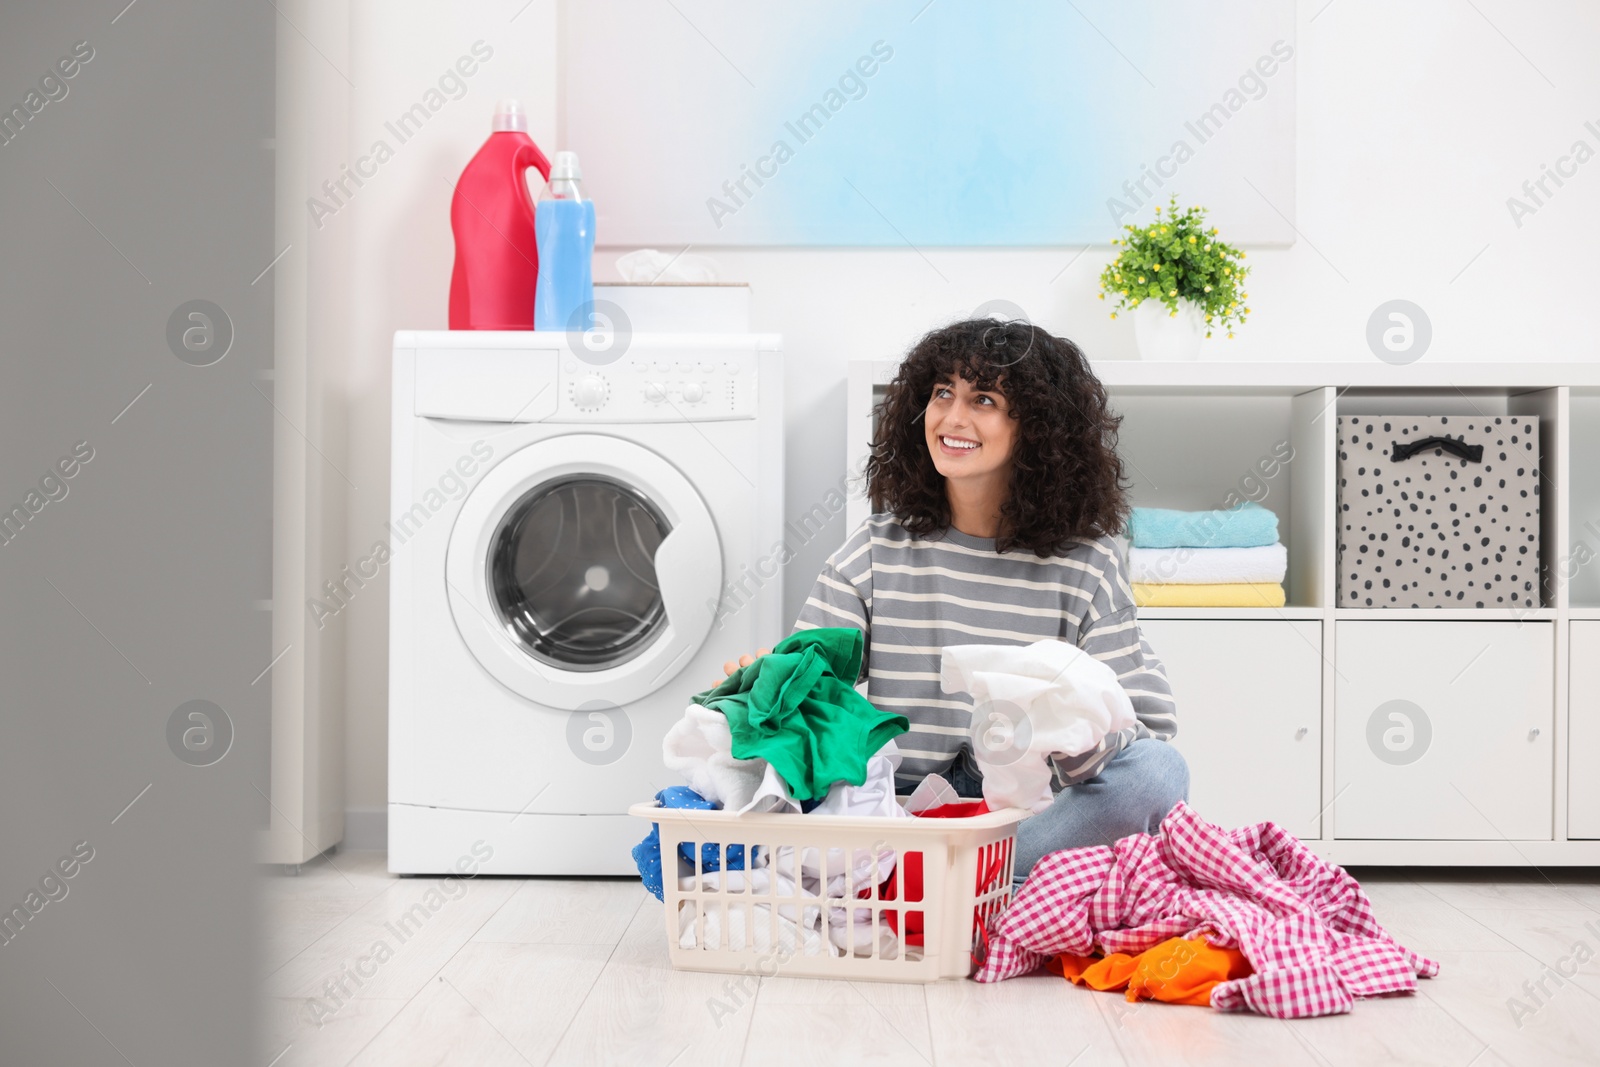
[445,434,722,710]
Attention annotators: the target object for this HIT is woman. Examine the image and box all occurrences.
[727,318,1187,880]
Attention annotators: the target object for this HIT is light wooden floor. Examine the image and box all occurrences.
[261,851,1600,1067]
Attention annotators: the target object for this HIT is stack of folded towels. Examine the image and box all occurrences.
[1124,500,1287,608]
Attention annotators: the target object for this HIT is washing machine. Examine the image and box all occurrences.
[387,330,783,874]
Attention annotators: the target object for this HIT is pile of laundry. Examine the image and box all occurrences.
[973,800,1440,1018]
[633,627,912,958]
[635,758,985,959]
[632,627,1135,959]
[1125,500,1288,608]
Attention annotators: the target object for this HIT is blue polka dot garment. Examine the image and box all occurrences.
[631,786,751,901]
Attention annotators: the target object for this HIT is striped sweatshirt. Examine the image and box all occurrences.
[793,513,1178,791]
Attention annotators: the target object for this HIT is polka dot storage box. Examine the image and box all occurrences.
[1336,415,1540,608]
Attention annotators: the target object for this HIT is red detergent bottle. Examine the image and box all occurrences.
[448,99,552,330]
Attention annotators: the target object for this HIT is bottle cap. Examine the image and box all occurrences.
[550,150,582,181]
[492,99,528,132]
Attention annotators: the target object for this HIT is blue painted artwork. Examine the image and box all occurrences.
[565,0,1296,246]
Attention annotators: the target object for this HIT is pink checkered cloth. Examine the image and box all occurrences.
[972,800,1439,1017]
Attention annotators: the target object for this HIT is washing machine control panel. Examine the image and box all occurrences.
[553,349,761,422]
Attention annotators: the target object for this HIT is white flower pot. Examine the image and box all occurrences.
[1133,298,1205,361]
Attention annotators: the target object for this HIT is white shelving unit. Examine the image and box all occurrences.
[848,360,1600,865]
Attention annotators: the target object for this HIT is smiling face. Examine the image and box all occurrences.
[924,373,1017,485]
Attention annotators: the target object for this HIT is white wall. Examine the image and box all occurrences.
[320,0,1600,823]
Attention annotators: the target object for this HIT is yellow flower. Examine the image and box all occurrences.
[1244,307,1251,314]
[1154,206,1162,214]
[1224,268,1232,275]
[1240,251,1247,258]
[1188,236,1197,244]
[1159,226,1168,234]
[1203,285,1212,292]
[1120,289,1128,296]
[1169,309,1177,318]
[1137,276,1146,284]
[1098,292,1105,300]
[1168,288,1177,297]
[1153,263,1162,271]
[1209,227,1217,235]
[1110,312,1118,319]
[1227,331,1235,338]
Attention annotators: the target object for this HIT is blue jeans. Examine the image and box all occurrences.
[945,738,1190,884]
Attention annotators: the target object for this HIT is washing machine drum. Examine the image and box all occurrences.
[447,434,723,710]
[489,477,668,672]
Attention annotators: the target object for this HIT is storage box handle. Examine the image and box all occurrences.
[1391,435,1483,463]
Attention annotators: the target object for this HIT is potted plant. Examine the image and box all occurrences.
[1098,196,1250,361]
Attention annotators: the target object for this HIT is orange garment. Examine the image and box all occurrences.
[1047,936,1252,1007]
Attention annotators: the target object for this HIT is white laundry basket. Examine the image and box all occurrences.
[629,800,1027,982]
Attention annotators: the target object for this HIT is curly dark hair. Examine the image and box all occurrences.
[866,318,1131,557]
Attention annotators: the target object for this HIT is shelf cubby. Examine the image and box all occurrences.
[1102,387,1327,611]
[1568,388,1600,609]
[1334,386,1560,611]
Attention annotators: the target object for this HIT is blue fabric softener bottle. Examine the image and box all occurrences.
[533,150,596,331]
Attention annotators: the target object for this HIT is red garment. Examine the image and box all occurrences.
[869,799,1002,948]
[914,799,991,819]
[870,853,923,943]
[972,800,1439,1019]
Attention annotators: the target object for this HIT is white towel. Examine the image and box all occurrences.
[941,640,1137,814]
[676,868,897,959]
[799,739,910,899]
[661,703,768,811]
[676,868,830,955]
[809,740,907,819]
[750,739,910,895]
[1126,542,1287,585]
[720,739,909,956]
[735,759,802,815]
[905,772,962,814]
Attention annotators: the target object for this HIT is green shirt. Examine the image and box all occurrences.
[691,627,909,801]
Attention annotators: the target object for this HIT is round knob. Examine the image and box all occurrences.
[1294,727,1308,741]
[573,375,607,408]
[682,382,705,403]
[643,382,666,402]
[1528,727,1541,741]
